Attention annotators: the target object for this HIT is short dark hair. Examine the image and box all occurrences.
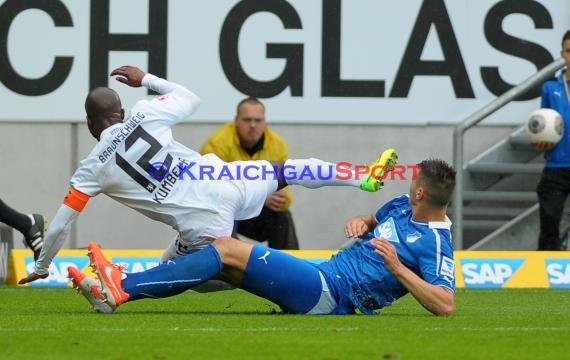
[416,159,456,207]
[236,97,265,115]
[562,30,570,48]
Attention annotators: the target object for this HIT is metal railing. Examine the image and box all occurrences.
[452,58,565,249]
[0,224,14,284]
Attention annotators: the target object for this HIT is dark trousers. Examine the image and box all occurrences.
[233,207,299,250]
[0,198,30,235]
[536,168,570,250]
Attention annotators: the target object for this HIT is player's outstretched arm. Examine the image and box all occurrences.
[110,65,200,125]
[18,202,82,284]
[110,64,200,101]
[371,238,454,316]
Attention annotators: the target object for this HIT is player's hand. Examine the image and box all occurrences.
[529,140,555,152]
[110,65,145,87]
[18,272,48,285]
[370,238,402,275]
[265,190,287,212]
[344,216,370,238]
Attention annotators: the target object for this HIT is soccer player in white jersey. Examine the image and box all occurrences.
[18,65,398,294]
[73,159,455,316]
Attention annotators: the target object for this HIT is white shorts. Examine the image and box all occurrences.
[306,272,338,314]
[161,157,278,261]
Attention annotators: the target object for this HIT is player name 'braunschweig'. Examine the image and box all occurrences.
[97,112,146,163]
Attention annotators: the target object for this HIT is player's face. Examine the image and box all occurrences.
[235,103,266,148]
[562,39,570,67]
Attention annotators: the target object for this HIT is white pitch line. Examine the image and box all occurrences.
[0,327,360,333]
[425,327,570,332]
[1,327,569,333]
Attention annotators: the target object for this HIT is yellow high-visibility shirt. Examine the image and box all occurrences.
[199,122,292,210]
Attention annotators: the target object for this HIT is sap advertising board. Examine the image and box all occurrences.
[0,0,569,124]
[15,251,570,288]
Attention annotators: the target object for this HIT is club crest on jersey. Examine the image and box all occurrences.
[406,231,422,243]
[373,217,400,243]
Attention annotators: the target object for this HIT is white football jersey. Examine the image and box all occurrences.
[70,85,272,236]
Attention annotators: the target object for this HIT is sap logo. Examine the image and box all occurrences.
[112,256,161,273]
[373,217,399,243]
[25,256,90,287]
[545,259,570,288]
[460,259,525,288]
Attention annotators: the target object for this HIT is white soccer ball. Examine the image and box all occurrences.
[526,108,564,145]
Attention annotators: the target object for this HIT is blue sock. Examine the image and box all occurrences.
[122,244,222,300]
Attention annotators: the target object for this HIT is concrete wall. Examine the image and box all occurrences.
[0,122,516,250]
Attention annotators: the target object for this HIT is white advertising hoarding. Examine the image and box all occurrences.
[0,0,568,124]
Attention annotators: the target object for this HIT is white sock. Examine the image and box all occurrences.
[283,158,360,188]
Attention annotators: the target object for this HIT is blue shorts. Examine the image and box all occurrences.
[241,245,340,314]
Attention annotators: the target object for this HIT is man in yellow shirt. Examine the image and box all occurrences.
[200,97,299,249]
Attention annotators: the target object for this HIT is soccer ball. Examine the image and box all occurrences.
[526,108,564,145]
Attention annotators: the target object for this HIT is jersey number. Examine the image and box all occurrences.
[116,126,173,192]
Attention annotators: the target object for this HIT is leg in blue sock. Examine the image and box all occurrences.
[122,245,223,300]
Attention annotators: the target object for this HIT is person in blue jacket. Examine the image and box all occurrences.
[534,30,570,250]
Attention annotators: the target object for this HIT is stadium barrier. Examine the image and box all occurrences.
[5,249,570,288]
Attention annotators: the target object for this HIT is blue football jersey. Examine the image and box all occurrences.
[541,74,570,168]
[323,194,455,314]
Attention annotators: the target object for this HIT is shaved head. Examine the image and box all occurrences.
[85,87,122,119]
[84,87,124,140]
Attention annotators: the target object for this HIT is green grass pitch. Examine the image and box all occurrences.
[1,287,569,359]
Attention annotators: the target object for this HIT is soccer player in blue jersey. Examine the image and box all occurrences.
[74,158,456,316]
[533,30,570,250]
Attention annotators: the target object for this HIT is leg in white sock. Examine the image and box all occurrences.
[283,158,361,188]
